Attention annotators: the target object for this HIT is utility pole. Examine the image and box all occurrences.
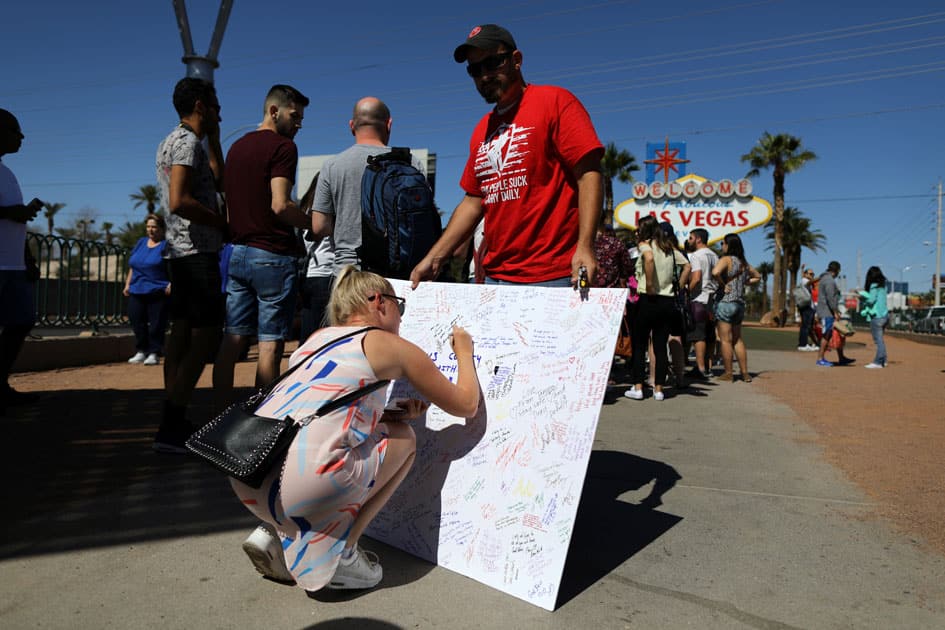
[172,0,233,83]
[936,179,942,306]
[856,249,861,290]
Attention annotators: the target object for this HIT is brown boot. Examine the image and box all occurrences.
[741,373,752,383]
[717,372,733,382]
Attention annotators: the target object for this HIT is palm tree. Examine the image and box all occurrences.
[102,221,114,246]
[765,207,826,314]
[741,132,816,321]
[755,260,774,314]
[130,184,161,215]
[116,220,147,250]
[42,201,66,235]
[600,142,639,227]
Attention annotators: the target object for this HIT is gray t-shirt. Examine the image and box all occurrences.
[816,272,840,318]
[156,126,224,259]
[688,246,719,304]
[314,144,423,276]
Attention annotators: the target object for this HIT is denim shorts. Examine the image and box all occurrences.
[224,244,298,341]
[714,300,745,325]
[0,270,35,326]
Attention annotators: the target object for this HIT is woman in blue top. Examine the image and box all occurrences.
[123,214,171,365]
[859,266,889,369]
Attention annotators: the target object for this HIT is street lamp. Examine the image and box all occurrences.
[923,236,943,307]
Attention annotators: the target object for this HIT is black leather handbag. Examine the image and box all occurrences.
[185,327,388,488]
[672,255,695,335]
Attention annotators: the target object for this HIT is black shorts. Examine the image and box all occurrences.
[167,253,224,328]
[688,301,715,342]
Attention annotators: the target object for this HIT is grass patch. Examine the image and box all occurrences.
[740,324,867,351]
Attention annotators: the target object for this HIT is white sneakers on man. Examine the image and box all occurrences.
[128,352,147,364]
[797,344,818,352]
[143,353,160,365]
[242,523,295,584]
[864,362,885,369]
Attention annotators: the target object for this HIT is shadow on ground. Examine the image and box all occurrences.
[301,619,403,630]
[0,387,256,559]
[556,449,683,608]
[0,388,683,613]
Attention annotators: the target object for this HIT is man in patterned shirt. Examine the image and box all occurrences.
[152,77,227,453]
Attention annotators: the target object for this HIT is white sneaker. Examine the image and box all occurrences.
[143,353,160,366]
[653,391,665,401]
[624,388,644,400]
[242,523,295,584]
[864,362,884,369]
[127,352,147,364]
[328,545,383,590]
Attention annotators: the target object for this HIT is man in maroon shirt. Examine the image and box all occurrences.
[214,84,311,406]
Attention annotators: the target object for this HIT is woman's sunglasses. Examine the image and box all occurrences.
[368,293,406,316]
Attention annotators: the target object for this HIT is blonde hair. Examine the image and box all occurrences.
[328,265,392,325]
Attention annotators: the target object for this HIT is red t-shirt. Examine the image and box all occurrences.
[460,84,602,283]
[224,130,301,256]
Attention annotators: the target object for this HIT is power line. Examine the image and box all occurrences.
[397,60,945,135]
[531,11,945,80]
[591,61,945,114]
[791,194,936,203]
[610,102,945,142]
[570,35,945,95]
[21,97,945,186]
[0,0,750,99]
[7,4,941,111]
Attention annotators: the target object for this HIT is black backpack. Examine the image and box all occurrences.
[357,147,442,280]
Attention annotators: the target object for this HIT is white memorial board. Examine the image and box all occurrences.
[365,281,627,610]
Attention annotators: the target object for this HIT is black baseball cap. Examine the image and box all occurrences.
[453,24,517,62]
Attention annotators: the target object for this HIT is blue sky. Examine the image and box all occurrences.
[3,0,943,293]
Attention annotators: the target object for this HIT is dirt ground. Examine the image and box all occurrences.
[753,332,945,556]
[9,332,945,556]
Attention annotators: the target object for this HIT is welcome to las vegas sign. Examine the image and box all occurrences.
[614,173,772,245]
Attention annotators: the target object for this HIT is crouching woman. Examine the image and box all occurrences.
[231,265,481,593]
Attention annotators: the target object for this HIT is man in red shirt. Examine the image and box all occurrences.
[214,84,311,407]
[411,24,604,287]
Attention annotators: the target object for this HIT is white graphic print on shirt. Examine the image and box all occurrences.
[474,123,533,205]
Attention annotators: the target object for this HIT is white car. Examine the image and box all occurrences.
[912,306,945,334]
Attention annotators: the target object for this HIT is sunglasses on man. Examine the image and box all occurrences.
[466,52,513,77]
[368,293,406,316]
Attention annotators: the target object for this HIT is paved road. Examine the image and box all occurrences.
[1,349,943,629]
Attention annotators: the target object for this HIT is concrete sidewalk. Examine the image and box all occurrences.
[1,349,943,629]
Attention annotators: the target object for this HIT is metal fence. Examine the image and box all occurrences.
[27,232,130,328]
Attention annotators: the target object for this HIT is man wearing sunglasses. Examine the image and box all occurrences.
[410,24,604,288]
